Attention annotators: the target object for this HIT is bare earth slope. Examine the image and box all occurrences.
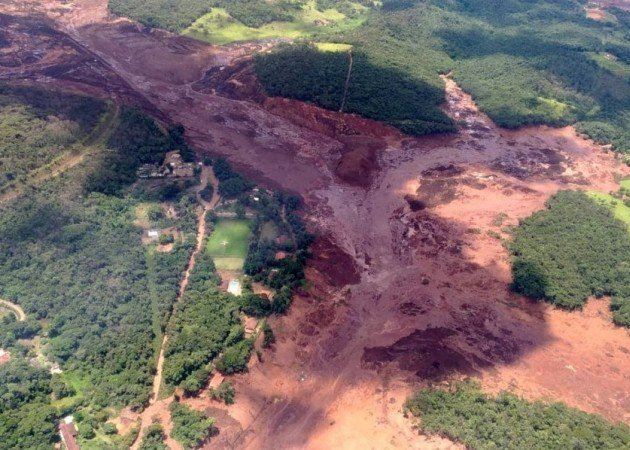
[2,1,630,449]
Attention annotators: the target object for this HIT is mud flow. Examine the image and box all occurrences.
[3,1,630,448]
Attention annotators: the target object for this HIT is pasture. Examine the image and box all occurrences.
[182,1,367,45]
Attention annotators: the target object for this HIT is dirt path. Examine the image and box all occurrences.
[149,166,219,401]
[131,166,220,449]
[339,50,353,113]
[0,299,26,322]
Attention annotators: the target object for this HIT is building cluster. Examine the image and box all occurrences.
[137,151,197,179]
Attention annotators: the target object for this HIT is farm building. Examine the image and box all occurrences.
[244,317,259,337]
[209,372,225,389]
[136,150,195,179]
[59,416,79,450]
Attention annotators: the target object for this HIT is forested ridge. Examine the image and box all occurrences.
[253,0,630,147]
[108,0,630,148]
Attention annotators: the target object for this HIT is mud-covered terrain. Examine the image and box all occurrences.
[3,1,630,449]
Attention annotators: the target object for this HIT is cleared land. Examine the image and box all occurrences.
[206,219,252,270]
[182,1,367,45]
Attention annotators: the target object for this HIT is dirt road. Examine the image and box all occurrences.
[131,167,221,449]
[0,299,26,322]
[3,2,630,449]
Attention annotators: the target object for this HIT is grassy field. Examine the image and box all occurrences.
[587,191,630,229]
[588,52,630,81]
[207,219,252,269]
[182,1,367,45]
[315,42,353,52]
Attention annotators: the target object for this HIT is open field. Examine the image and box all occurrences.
[206,219,252,270]
[588,191,630,227]
[182,1,367,45]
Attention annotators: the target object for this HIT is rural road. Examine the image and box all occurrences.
[0,299,26,321]
[131,166,221,450]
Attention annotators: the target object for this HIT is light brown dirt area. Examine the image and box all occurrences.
[3,1,630,449]
[586,7,609,21]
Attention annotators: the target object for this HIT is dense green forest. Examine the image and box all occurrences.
[255,43,455,135]
[0,84,105,191]
[405,381,630,449]
[253,0,630,146]
[0,359,58,449]
[510,190,630,326]
[0,85,200,447]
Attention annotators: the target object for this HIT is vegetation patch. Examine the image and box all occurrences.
[0,84,105,192]
[405,381,630,449]
[169,402,215,449]
[255,43,455,135]
[510,190,630,326]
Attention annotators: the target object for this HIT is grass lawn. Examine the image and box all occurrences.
[315,42,353,52]
[182,1,367,45]
[588,191,630,229]
[51,371,89,409]
[207,219,251,270]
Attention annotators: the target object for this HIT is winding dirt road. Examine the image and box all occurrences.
[0,299,26,322]
[3,1,630,449]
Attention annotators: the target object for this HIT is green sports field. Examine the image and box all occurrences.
[206,219,252,270]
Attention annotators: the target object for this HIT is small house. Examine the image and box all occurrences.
[208,372,225,390]
[147,230,159,239]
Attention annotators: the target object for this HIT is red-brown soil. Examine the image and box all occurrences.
[3,2,630,449]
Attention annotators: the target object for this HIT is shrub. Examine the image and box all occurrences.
[169,402,215,449]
